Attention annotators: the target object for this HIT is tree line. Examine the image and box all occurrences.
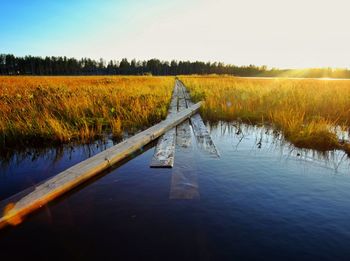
[1,54,350,78]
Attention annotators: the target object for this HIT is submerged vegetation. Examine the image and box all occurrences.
[0,76,173,147]
[180,76,350,153]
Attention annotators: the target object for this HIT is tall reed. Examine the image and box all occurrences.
[180,76,350,153]
[0,76,174,146]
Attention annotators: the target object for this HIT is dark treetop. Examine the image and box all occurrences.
[1,54,350,78]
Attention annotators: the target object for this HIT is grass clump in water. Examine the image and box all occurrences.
[180,75,350,154]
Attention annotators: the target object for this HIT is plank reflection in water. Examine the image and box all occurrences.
[169,144,199,200]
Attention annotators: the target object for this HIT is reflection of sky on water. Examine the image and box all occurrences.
[2,121,350,260]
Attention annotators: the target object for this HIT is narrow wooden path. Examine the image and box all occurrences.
[150,79,219,199]
[149,83,179,167]
[178,80,220,157]
[176,83,192,148]
[170,81,199,199]
[150,79,219,168]
[0,78,219,228]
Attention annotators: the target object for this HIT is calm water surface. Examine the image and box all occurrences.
[1,122,350,261]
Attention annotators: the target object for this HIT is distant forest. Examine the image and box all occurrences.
[1,54,350,78]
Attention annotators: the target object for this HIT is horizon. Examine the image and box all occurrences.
[1,0,350,69]
[3,53,350,71]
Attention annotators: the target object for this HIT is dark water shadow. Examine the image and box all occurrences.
[0,134,125,169]
[0,139,157,232]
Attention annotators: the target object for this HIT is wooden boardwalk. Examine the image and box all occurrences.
[0,102,201,229]
[151,80,219,168]
[176,85,192,148]
[178,80,220,157]
[169,81,199,199]
[149,83,179,167]
[0,78,219,228]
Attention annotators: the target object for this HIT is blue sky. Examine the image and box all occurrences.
[1,0,132,54]
[1,0,350,68]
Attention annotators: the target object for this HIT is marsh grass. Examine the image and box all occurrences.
[0,76,173,147]
[180,76,350,153]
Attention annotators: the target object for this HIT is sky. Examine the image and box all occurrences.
[1,0,350,69]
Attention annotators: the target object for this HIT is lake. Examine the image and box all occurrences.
[1,122,350,260]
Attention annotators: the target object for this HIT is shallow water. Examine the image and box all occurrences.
[1,122,350,260]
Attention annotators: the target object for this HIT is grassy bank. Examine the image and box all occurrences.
[180,76,350,153]
[0,76,173,146]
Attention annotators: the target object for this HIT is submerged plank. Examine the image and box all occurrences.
[169,147,200,200]
[150,82,179,167]
[178,80,220,157]
[189,114,220,156]
[0,102,201,229]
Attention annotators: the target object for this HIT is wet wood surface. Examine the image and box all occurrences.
[176,88,192,149]
[178,80,220,157]
[150,82,179,167]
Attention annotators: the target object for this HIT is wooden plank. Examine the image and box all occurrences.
[170,83,199,199]
[169,148,200,200]
[0,102,202,229]
[183,86,191,100]
[188,113,220,156]
[150,82,179,167]
[176,80,185,99]
[150,128,176,168]
[178,80,220,157]
[176,87,192,148]
[167,82,179,114]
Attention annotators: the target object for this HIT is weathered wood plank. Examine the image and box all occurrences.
[150,128,176,167]
[170,83,199,199]
[0,102,202,229]
[176,87,192,148]
[178,80,220,157]
[167,82,179,114]
[183,86,191,100]
[177,81,185,99]
[189,113,220,156]
[150,82,179,167]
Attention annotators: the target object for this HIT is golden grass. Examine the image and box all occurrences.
[180,75,350,153]
[0,76,173,146]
